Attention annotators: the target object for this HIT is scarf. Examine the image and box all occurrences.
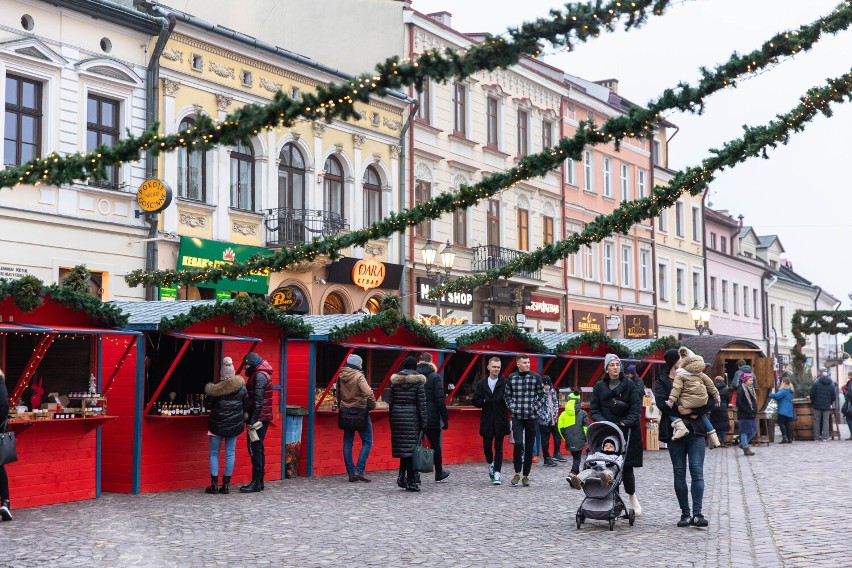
[742,383,757,410]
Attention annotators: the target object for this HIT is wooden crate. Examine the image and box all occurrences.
[645,424,659,451]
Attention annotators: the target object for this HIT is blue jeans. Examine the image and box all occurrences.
[343,417,373,476]
[667,433,706,517]
[740,431,752,448]
[209,435,238,477]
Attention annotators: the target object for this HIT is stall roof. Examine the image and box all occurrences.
[297,314,368,338]
[337,341,454,353]
[7,323,139,335]
[110,300,220,330]
[165,331,261,342]
[0,323,52,332]
[530,333,654,357]
[681,335,764,363]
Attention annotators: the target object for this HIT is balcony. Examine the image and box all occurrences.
[472,245,542,281]
[264,207,349,248]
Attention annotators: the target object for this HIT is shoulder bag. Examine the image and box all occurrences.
[0,420,18,466]
[412,432,434,473]
[336,379,369,432]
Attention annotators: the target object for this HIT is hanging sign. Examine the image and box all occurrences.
[268,285,305,312]
[136,179,173,213]
[352,257,386,291]
[525,294,561,321]
[176,237,272,294]
[625,315,654,338]
[573,310,604,333]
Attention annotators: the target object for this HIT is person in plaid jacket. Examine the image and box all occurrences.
[504,356,545,486]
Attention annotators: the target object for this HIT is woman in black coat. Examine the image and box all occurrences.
[0,370,12,521]
[204,357,248,494]
[590,353,643,515]
[471,356,510,485]
[709,377,731,447]
[388,356,427,492]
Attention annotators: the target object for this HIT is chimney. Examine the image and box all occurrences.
[737,214,744,228]
[595,78,619,93]
[781,258,793,270]
[427,11,452,27]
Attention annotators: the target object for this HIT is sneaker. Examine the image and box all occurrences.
[0,501,11,522]
[435,470,450,483]
[532,456,539,463]
[493,471,502,485]
[671,418,689,440]
[566,472,582,490]
[598,470,613,488]
[511,473,521,486]
[488,462,495,481]
[677,514,691,527]
[543,457,557,467]
[552,453,568,462]
[521,476,530,487]
[692,514,708,527]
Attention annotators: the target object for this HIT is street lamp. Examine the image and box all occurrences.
[691,302,712,335]
[422,239,455,318]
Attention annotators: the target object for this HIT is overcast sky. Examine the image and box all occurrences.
[412,0,852,307]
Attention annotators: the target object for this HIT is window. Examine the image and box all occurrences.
[753,289,759,319]
[676,267,685,305]
[710,277,717,309]
[177,117,205,201]
[720,235,728,254]
[653,139,662,166]
[486,96,499,147]
[454,208,467,247]
[417,81,431,123]
[583,150,593,191]
[639,250,650,290]
[710,232,717,249]
[323,156,345,218]
[566,102,575,120]
[517,208,529,251]
[621,245,631,287]
[414,179,431,237]
[278,143,306,210]
[567,230,578,276]
[229,139,255,210]
[323,292,347,315]
[658,210,668,232]
[743,286,750,317]
[657,262,668,301]
[637,169,646,198]
[487,199,500,247]
[780,306,786,335]
[771,304,776,330]
[584,245,595,279]
[516,109,529,156]
[565,159,576,186]
[542,119,553,149]
[675,201,685,237]
[692,206,701,241]
[721,280,728,312]
[732,283,739,314]
[453,82,466,135]
[542,215,554,245]
[4,74,42,166]
[87,94,120,188]
[363,166,382,226]
[603,242,613,283]
[692,271,701,307]
[602,157,612,197]
[620,163,629,202]
[190,54,203,71]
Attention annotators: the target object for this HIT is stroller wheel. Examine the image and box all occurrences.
[608,518,615,531]
[628,509,636,526]
[575,512,584,529]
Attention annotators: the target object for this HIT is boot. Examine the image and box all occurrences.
[397,471,406,489]
[239,479,263,493]
[742,446,755,456]
[205,475,219,494]
[0,499,11,522]
[671,418,689,440]
[707,430,721,449]
[627,493,642,516]
[219,476,231,495]
[259,478,265,491]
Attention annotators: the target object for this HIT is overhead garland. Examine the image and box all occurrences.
[124,3,852,289]
[158,295,313,337]
[436,68,852,295]
[0,0,680,191]
[555,332,632,358]
[790,309,852,373]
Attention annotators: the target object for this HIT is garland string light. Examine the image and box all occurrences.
[124,3,852,289]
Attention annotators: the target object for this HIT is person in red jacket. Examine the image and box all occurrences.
[240,352,274,493]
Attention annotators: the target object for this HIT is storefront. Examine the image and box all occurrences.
[413,276,474,325]
[523,293,564,333]
[296,256,405,316]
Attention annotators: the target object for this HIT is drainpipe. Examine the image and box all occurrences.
[398,97,419,317]
[813,286,823,370]
[763,273,778,358]
[144,14,176,301]
[649,136,659,338]
[407,23,417,318]
[701,187,709,332]
[560,93,569,333]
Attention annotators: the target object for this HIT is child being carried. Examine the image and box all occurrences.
[666,347,722,448]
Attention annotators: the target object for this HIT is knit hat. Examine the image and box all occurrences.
[625,364,638,376]
[346,354,363,369]
[220,357,235,379]
[664,348,680,369]
[603,436,619,450]
[541,375,552,385]
[402,355,418,370]
[604,353,620,370]
[243,352,263,371]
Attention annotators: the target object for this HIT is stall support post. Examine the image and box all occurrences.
[373,351,410,399]
[96,335,103,498]
[314,347,355,411]
[446,354,481,403]
[132,335,146,494]
[279,338,287,481]
[306,341,317,478]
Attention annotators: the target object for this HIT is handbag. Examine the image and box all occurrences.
[336,379,369,432]
[0,421,18,466]
[412,433,434,473]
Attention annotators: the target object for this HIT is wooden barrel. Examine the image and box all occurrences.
[792,403,814,441]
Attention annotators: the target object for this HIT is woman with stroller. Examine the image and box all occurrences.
[589,353,643,515]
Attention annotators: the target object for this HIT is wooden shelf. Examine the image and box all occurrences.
[145,414,208,420]
[9,415,118,433]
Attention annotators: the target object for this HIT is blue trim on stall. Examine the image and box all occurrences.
[279,337,287,480]
[306,341,316,477]
[96,335,103,498]
[132,335,145,494]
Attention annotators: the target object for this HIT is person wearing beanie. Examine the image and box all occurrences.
[504,355,545,487]
[654,347,716,528]
[388,355,427,492]
[0,369,12,521]
[624,364,644,394]
[416,352,450,483]
[665,347,722,448]
[203,357,248,495]
[590,352,643,515]
[338,351,376,482]
[239,352,274,493]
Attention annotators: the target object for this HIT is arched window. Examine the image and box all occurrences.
[363,165,382,226]
[230,140,255,211]
[323,156,344,218]
[177,117,205,201]
[323,292,347,315]
[278,143,305,210]
[365,296,382,314]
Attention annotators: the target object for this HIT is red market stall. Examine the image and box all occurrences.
[103,300,310,494]
[0,295,138,509]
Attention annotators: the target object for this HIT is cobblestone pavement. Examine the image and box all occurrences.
[5,426,851,567]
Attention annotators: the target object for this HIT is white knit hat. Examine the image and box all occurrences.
[220,356,235,379]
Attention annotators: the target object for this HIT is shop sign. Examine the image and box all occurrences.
[490,286,515,305]
[159,286,177,302]
[327,257,403,290]
[352,257,386,291]
[573,310,604,333]
[0,265,29,280]
[136,179,173,213]
[525,294,561,321]
[177,237,272,294]
[497,314,518,325]
[417,277,473,308]
[268,285,305,312]
[625,315,654,339]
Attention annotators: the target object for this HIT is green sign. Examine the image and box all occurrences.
[176,237,272,295]
[216,290,232,300]
[159,286,178,301]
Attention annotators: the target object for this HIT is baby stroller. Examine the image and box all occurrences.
[575,421,636,531]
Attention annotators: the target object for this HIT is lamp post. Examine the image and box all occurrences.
[421,239,455,319]
[690,302,712,336]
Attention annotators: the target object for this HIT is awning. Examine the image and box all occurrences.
[164,331,262,342]
[338,341,454,353]
[460,348,556,358]
[0,323,54,333]
[8,323,140,335]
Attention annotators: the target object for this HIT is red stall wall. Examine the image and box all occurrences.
[100,334,140,494]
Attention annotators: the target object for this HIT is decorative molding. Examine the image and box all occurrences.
[333,143,344,154]
[285,259,328,273]
[364,244,385,256]
[390,145,402,160]
[209,61,235,79]
[232,221,258,236]
[312,121,326,138]
[179,212,207,228]
[370,112,381,127]
[353,134,366,149]
[216,94,233,112]
[290,131,301,143]
[192,104,204,115]
[413,30,450,54]
[260,77,283,93]
[163,78,181,97]
[383,117,403,131]
[162,47,183,63]
[371,153,382,164]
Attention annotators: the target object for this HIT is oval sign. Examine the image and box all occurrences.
[136,179,173,213]
[268,286,299,311]
[352,257,386,291]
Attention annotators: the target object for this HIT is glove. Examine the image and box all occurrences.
[442,420,449,431]
[665,400,674,408]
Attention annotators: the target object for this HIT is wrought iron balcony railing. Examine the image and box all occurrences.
[472,244,542,281]
[264,207,349,248]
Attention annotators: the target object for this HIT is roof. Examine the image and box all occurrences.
[296,314,368,338]
[110,300,220,330]
[738,226,754,240]
[757,235,784,252]
[681,335,764,364]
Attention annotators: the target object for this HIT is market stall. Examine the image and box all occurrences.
[103,299,310,493]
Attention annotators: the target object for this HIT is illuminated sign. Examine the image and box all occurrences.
[625,315,654,338]
[352,257,386,291]
[573,310,604,333]
[268,286,299,311]
[525,294,561,321]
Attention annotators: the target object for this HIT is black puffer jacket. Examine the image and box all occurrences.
[388,370,427,458]
[809,375,837,411]
[246,360,274,423]
[736,385,757,420]
[416,361,448,429]
[590,374,643,467]
[709,381,731,433]
[471,375,510,438]
[0,371,9,425]
[205,376,249,438]
[655,368,717,443]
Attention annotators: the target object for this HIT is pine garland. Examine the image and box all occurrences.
[123,4,852,289]
[790,309,852,373]
[555,331,632,358]
[631,336,683,359]
[455,321,548,353]
[0,0,678,191]
[327,307,449,347]
[158,295,312,337]
[0,275,44,312]
[0,275,128,326]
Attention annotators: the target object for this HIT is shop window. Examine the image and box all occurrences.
[87,94,120,189]
[366,296,382,314]
[145,334,217,414]
[177,117,206,201]
[177,286,218,300]
[323,292,347,315]
[58,267,104,298]
[4,74,43,166]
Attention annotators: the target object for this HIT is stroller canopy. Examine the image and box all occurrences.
[586,421,626,455]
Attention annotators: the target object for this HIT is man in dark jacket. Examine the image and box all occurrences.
[471,357,510,485]
[416,353,449,482]
[504,355,544,487]
[240,352,274,493]
[809,367,837,441]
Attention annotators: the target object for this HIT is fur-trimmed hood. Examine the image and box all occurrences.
[415,361,437,375]
[205,375,246,397]
[390,370,427,385]
[679,347,706,374]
